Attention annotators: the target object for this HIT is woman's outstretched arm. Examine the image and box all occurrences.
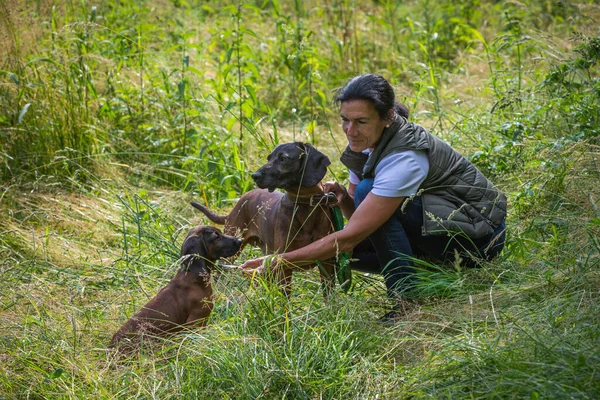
[240,191,405,273]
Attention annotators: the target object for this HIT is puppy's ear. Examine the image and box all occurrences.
[180,234,206,267]
[300,143,331,187]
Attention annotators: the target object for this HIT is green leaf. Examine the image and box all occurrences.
[530,391,539,400]
[226,116,237,132]
[245,85,257,104]
[187,66,203,76]
[26,57,61,67]
[225,47,235,63]
[305,120,317,134]
[49,368,64,379]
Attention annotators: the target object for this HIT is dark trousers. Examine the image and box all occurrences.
[349,178,506,298]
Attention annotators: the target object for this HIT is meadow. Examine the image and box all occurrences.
[1,0,599,398]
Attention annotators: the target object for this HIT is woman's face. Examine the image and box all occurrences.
[340,99,390,152]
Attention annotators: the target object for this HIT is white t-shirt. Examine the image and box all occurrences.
[349,149,429,198]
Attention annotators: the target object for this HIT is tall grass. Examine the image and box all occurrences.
[1,0,599,398]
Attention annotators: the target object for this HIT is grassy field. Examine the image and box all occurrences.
[1,0,599,398]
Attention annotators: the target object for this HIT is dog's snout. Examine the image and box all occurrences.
[228,235,243,250]
[221,236,243,258]
[251,171,262,181]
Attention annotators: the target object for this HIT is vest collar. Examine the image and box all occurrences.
[362,115,406,177]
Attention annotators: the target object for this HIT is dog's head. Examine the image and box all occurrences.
[251,142,331,192]
[180,225,242,268]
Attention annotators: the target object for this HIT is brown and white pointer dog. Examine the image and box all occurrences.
[191,142,339,296]
[110,225,242,351]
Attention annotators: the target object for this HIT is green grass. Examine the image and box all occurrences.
[1,0,599,398]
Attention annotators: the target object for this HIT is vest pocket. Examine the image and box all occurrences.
[421,193,493,239]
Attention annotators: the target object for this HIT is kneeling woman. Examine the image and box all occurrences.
[241,74,507,322]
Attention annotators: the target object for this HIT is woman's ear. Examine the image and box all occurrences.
[386,108,396,122]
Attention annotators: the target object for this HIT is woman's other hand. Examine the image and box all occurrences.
[323,181,356,219]
[323,181,349,204]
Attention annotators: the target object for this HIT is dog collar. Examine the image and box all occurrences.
[284,191,338,207]
[309,192,338,207]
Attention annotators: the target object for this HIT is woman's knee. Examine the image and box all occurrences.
[354,178,374,206]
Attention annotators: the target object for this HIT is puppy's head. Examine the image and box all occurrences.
[251,142,331,192]
[180,226,242,267]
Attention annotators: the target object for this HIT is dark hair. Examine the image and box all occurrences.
[336,74,409,120]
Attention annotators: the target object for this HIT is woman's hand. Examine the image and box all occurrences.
[240,255,287,276]
[239,257,267,275]
[323,181,356,219]
[323,181,349,204]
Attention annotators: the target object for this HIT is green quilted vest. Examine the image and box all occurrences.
[340,116,507,239]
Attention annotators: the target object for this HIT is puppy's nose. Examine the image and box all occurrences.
[251,172,262,181]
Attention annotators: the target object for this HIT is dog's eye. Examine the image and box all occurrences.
[279,155,289,162]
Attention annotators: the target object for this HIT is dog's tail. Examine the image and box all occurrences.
[190,202,227,224]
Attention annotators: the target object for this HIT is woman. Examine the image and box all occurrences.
[241,74,506,322]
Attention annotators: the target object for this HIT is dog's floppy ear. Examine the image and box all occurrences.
[300,143,331,187]
[180,234,207,268]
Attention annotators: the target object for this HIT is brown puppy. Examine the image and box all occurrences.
[191,142,339,296]
[110,225,242,351]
